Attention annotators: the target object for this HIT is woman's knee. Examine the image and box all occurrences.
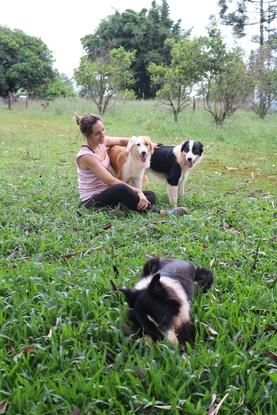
[144,190,156,205]
[112,183,133,196]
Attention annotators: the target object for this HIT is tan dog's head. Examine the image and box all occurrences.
[126,136,154,165]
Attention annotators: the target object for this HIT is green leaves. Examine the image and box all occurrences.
[0,26,54,95]
[74,48,134,115]
[149,37,207,121]
[80,1,183,99]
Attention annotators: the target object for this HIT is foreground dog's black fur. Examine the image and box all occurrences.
[121,256,213,346]
[147,140,204,206]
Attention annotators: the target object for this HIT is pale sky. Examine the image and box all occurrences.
[1,0,255,78]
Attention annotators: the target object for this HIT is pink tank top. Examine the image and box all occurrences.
[76,144,110,201]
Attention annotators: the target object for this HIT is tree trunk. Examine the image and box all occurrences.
[258,0,265,112]
[8,93,12,110]
[173,110,178,122]
[260,0,264,47]
[192,97,196,112]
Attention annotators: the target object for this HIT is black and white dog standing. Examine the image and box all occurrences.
[121,256,213,346]
[148,140,204,206]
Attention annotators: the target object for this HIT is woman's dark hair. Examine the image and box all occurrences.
[76,113,102,137]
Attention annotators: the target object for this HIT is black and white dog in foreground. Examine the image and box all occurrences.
[121,256,213,346]
[148,140,204,206]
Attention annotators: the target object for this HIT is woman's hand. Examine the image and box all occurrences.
[137,191,151,211]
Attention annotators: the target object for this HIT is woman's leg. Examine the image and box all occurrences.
[84,184,156,211]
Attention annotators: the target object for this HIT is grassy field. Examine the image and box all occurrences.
[0,98,276,415]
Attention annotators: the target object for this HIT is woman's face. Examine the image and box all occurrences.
[88,120,105,145]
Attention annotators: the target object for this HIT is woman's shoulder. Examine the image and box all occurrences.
[76,146,96,158]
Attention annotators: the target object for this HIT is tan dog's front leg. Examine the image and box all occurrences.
[132,174,143,190]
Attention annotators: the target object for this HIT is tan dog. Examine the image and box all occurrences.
[107,136,154,189]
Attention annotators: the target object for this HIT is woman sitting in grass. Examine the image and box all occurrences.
[75,113,186,215]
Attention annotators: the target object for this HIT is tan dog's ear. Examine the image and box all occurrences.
[126,136,136,153]
[144,136,155,154]
[149,140,155,154]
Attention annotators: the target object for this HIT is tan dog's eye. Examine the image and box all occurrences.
[137,143,141,146]
[145,142,149,146]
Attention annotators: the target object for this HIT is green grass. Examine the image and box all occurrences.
[0,98,276,414]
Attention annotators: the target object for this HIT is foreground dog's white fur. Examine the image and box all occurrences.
[107,136,154,189]
[147,140,204,206]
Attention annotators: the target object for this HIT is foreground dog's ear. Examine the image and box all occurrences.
[148,273,164,296]
[194,267,213,291]
[142,256,160,277]
[120,288,137,307]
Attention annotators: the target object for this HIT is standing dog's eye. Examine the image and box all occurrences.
[137,143,141,146]
[145,142,149,146]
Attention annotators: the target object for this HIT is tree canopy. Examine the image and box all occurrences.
[81,0,186,98]
[149,37,206,121]
[201,21,249,125]
[0,26,54,96]
[218,1,277,118]
[247,44,277,118]
[218,0,277,46]
[74,47,135,115]
[35,71,76,99]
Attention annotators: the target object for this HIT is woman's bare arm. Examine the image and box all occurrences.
[78,154,138,190]
[105,136,129,147]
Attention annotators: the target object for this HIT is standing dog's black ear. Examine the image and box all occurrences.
[181,140,190,153]
[120,288,137,307]
[148,273,164,297]
[199,142,204,154]
[193,141,204,156]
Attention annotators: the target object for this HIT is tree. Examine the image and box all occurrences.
[0,26,54,97]
[247,45,277,118]
[201,21,250,126]
[81,1,185,98]
[218,0,277,46]
[34,71,76,99]
[74,47,135,115]
[218,1,277,117]
[149,38,206,122]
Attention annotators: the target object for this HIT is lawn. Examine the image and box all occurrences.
[0,98,276,414]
